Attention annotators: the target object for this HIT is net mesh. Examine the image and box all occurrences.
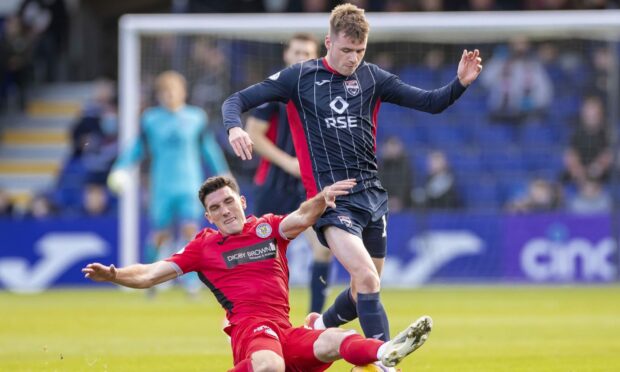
[139,33,619,212]
[130,19,619,283]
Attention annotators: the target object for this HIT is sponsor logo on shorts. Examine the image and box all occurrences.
[222,240,278,269]
[253,325,279,340]
[338,215,353,228]
[255,223,272,238]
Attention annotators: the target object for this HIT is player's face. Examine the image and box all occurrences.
[203,186,247,235]
[284,39,319,66]
[325,31,367,76]
[157,79,186,111]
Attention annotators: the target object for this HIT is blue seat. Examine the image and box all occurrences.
[426,124,467,146]
[445,147,483,178]
[474,123,517,147]
[497,175,529,204]
[523,148,563,174]
[460,177,500,210]
[481,147,526,174]
[409,150,430,178]
[519,122,555,147]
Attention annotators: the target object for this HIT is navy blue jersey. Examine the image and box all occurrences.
[223,58,467,198]
[251,102,301,193]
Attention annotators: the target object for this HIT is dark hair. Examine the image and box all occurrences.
[285,33,319,51]
[198,176,240,208]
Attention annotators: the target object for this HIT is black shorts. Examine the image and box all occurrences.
[254,184,306,216]
[314,187,388,258]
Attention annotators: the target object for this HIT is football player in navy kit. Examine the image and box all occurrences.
[222,3,482,342]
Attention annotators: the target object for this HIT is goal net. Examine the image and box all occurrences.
[119,11,620,284]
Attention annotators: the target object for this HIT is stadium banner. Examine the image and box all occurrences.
[502,214,617,283]
[0,213,617,292]
[0,218,124,292]
[322,212,502,287]
[323,212,617,286]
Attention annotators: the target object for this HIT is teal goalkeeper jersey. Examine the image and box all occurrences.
[113,105,229,196]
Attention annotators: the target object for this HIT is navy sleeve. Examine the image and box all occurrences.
[222,65,298,131]
[250,102,279,122]
[375,66,467,114]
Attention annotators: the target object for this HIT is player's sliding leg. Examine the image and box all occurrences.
[229,350,284,372]
[313,318,433,369]
[305,228,332,313]
[323,227,390,341]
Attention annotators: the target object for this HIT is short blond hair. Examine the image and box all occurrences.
[155,70,186,92]
[329,3,369,43]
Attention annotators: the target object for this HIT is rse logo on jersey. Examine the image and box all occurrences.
[325,116,358,129]
[326,96,358,129]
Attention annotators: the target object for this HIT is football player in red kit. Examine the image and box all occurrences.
[82,176,431,371]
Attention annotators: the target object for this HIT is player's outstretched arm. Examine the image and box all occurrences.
[81,261,178,289]
[457,49,483,87]
[280,179,356,239]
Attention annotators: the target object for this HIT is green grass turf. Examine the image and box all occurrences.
[2,286,619,371]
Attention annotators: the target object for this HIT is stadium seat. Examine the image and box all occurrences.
[523,147,564,174]
[481,147,526,174]
[445,147,483,178]
[473,123,517,147]
[460,177,500,210]
[426,123,467,146]
[519,122,555,146]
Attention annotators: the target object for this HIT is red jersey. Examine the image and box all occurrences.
[165,214,292,329]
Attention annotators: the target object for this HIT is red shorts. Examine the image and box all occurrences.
[228,318,332,372]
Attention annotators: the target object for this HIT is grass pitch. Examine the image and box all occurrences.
[2,286,619,371]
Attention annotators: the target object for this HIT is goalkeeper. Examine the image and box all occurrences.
[108,70,229,295]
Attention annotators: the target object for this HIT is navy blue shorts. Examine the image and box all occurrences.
[314,188,388,258]
[254,184,306,216]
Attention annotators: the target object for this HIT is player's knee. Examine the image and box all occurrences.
[351,267,380,292]
[251,350,285,372]
[314,328,354,362]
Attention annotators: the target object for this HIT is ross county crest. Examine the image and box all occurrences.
[256,223,273,238]
[338,215,353,228]
[344,79,360,96]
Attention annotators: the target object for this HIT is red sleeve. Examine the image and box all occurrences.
[165,237,203,274]
[261,213,289,241]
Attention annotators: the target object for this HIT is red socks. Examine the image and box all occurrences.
[339,333,383,366]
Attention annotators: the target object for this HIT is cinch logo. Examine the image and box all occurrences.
[329,96,349,114]
[520,237,616,281]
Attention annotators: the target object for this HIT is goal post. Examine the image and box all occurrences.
[118,11,620,279]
